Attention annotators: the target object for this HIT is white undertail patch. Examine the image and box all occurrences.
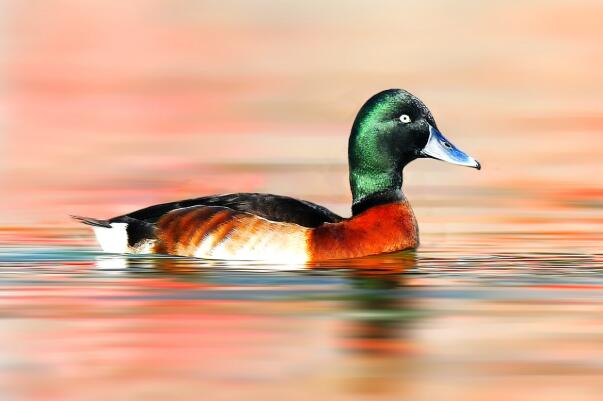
[92,223,129,254]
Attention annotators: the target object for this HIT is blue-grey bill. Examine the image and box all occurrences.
[421,125,481,170]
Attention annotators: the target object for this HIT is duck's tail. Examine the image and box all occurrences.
[72,215,156,254]
[71,215,130,253]
[70,215,112,228]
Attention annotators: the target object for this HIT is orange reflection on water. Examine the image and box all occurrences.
[2,248,603,400]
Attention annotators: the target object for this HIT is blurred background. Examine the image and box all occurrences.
[2,0,602,233]
[1,1,603,400]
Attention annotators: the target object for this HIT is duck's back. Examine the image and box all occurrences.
[114,193,343,227]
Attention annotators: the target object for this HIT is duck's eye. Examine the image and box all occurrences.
[399,114,411,124]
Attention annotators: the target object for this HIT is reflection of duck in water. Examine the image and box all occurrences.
[74,89,479,262]
[334,254,420,396]
[338,253,419,356]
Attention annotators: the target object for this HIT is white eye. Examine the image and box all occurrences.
[399,114,411,123]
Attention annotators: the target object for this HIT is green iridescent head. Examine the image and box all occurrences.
[349,89,480,213]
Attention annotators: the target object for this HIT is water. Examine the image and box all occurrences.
[1,231,602,400]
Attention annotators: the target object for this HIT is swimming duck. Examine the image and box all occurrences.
[73,89,480,262]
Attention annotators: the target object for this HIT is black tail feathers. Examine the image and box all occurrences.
[70,215,112,228]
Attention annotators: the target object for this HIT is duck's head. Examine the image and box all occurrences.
[349,89,480,214]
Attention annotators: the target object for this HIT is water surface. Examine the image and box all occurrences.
[1,227,603,401]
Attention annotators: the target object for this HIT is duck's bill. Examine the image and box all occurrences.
[420,125,481,170]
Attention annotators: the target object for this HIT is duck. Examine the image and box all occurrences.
[73,89,480,263]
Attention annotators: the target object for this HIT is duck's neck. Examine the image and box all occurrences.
[350,168,405,215]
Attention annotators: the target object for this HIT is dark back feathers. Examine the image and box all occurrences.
[110,193,343,228]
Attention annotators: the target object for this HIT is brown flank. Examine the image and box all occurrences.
[154,206,236,256]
